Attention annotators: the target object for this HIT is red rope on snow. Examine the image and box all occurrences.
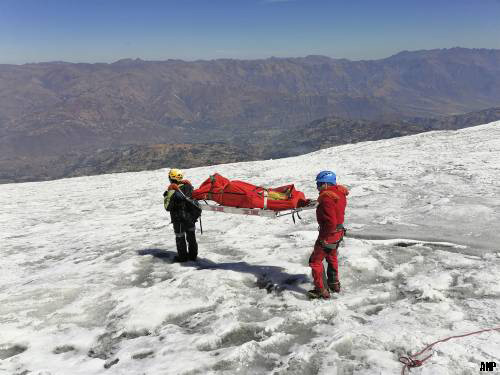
[399,327,500,374]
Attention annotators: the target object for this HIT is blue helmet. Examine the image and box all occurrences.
[316,170,336,185]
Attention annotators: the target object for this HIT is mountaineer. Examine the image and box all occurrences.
[308,170,349,299]
[163,169,201,262]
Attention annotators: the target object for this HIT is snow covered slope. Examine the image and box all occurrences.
[1,122,500,374]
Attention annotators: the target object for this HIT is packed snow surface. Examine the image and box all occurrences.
[1,122,500,375]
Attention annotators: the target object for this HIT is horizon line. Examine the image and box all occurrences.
[2,46,499,66]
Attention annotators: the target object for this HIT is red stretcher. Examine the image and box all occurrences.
[192,173,317,219]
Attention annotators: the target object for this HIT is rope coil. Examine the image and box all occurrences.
[399,355,430,371]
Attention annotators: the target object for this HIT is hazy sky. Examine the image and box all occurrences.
[0,0,499,64]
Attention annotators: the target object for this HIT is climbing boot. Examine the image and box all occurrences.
[328,281,341,293]
[173,255,189,263]
[307,288,330,300]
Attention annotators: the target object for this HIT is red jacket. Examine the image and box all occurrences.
[316,185,349,241]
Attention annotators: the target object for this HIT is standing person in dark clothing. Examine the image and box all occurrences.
[163,168,199,262]
[308,170,349,300]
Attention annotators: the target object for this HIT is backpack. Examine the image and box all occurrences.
[185,197,202,223]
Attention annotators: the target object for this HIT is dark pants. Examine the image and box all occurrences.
[173,221,198,261]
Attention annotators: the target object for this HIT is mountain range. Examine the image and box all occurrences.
[2,106,499,184]
[1,47,500,182]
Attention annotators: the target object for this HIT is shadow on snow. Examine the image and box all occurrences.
[137,248,309,295]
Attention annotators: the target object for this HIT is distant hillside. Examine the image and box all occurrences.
[254,107,500,158]
[0,143,253,184]
[407,107,500,130]
[2,107,499,184]
[1,47,500,163]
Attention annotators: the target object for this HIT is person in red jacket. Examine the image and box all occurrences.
[308,170,349,299]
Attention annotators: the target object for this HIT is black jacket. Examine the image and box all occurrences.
[163,181,197,224]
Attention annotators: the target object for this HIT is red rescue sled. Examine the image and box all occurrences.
[192,173,316,219]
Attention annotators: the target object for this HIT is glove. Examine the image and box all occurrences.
[168,183,179,191]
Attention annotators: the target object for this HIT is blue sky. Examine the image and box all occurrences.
[0,0,499,64]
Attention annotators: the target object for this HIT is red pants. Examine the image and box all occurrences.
[309,238,340,290]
